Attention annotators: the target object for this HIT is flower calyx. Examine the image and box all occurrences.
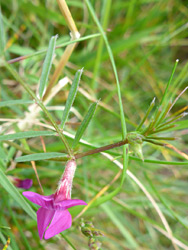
[127,132,144,161]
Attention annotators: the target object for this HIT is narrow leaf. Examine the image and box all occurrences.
[157,112,187,130]
[0,6,5,56]
[0,131,56,141]
[16,152,67,162]
[136,97,156,131]
[0,168,36,220]
[150,124,177,134]
[39,35,58,98]
[170,120,188,131]
[0,99,34,107]
[60,69,83,129]
[159,59,179,107]
[72,101,98,148]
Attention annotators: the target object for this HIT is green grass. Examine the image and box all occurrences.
[0,0,188,249]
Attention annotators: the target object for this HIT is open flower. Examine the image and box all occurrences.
[23,159,87,240]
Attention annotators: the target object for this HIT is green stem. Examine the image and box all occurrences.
[84,0,127,139]
[4,62,73,157]
[61,234,77,250]
[91,0,111,90]
[85,1,128,197]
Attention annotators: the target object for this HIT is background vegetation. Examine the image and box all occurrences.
[0,0,188,249]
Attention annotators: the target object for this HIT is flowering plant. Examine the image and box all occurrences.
[23,160,87,240]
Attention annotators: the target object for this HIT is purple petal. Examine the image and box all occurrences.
[55,199,87,210]
[16,179,33,189]
[23,191,54,208]
[37,207,55,240]
[44,209,72,239]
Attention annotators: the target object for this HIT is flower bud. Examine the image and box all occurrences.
[88,238,101,250]
[54,159,77,203]
[14,178,33,189]
[80,219,105,238]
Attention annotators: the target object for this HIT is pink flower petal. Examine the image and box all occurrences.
[44,210,72,239]
[23,191,54,208]
[55,199,87,210]
[37,207,55,240]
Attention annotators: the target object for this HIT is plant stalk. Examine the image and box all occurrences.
[75,139,128,159]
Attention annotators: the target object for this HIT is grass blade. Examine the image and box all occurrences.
[72,101,98,149]
[60,69,83,129]
[39,35,58,98]
[0,168,36,220]
[16,152,67,162]
[0,6,5,57]
[0,131,56,141]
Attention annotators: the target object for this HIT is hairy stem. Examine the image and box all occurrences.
[75,139,128,159]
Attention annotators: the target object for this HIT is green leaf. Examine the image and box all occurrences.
[0,131,56,141]
[0,168,36,220]
[0,99,34,107]
[72,101,98,148]
[60,69,83,129]
[16,152,67,162]
[136,97,155,131]
[39,35,58,98]
[0,6,5,56]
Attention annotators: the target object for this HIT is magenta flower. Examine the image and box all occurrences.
[12,177,33,189]
[23,159,87,240]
